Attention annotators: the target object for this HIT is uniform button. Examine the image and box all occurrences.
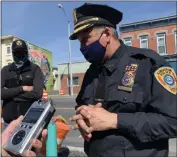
[123,97,127,101]
[108,65,114,68]
[28,126,32,129]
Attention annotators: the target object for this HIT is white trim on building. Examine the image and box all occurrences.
[140,35,148,49]
[123,37,132,46]
[156,32,166,55]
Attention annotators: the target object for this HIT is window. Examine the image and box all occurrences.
[124,37,132,46]
[140,35,148,48]
[73,77,79,85]
[157,33,166,55]
[175,31,177,53]
[68,76,79,86]
[7,46,11,55]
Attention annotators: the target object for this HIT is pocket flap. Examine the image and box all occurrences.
[108,89,144,104]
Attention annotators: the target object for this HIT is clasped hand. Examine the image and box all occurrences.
[70,103,117,141]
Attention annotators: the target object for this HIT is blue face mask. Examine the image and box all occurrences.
[80,38,106,64]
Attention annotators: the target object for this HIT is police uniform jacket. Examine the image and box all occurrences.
[76,41,177,157]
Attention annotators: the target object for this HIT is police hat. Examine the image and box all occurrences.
[69,3,123,40]
[12,39,28,51]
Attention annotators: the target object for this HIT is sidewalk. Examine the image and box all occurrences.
[66,139,176,157]
[67,146,87,157]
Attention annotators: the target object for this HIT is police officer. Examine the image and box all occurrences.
[70,3,177,157]
[1,39,44,131]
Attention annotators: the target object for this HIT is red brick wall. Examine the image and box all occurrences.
[120,25,176,54]
[59,73,85,95]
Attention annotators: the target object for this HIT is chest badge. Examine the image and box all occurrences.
[118,64,138,92]
[154,67,177,95]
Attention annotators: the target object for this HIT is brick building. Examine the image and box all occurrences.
[119,15,176,55]
[58,15,177,95]
[58,61,90,95]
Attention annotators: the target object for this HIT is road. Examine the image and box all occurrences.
[51,97,176,156]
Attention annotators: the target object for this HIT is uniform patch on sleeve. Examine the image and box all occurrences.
[154,67,177,95]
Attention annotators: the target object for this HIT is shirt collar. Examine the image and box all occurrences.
[9,60,31,71]
[103,40,126,73]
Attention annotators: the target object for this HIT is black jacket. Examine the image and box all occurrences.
[1,61,44,123]
[76,42,177,157]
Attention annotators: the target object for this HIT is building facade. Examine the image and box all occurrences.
[1,36,19,67]
[119,15,177,70]
[119,15,177,55]
[58,61,90,95]
[1,35,54,91]
[57,15,177,95]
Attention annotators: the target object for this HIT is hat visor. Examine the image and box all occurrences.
[69,24,94,40]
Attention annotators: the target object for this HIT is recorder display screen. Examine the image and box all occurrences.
[22,108,44,124]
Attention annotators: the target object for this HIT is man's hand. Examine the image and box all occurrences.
[70,103,118,133]
[70,104,102,142]
[22,86,33,92]
[73,118,92,142]
[2,116,47,157]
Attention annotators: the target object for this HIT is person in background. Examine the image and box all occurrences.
[1,39,44,131]
[70,3,177,157]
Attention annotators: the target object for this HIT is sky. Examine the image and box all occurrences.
[2,1,176,67]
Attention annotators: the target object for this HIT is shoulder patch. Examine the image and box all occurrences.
[154,67,177,95]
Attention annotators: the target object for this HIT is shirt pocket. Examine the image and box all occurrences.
[5,76,19,88]
[107,89,144,113]
[20,73,33,86]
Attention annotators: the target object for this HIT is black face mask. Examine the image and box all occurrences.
[12,50,28,67]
